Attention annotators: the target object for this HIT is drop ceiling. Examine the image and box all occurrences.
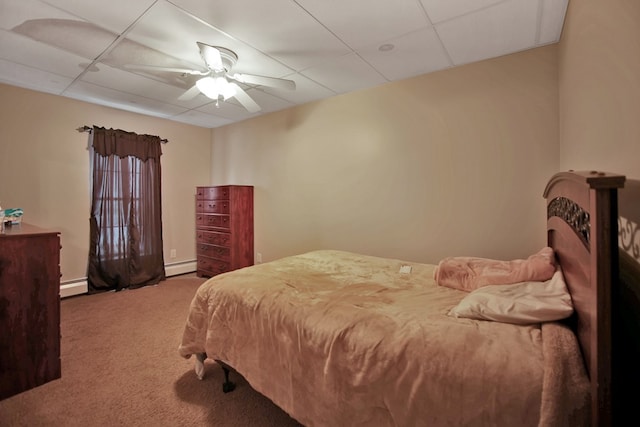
[0,0,568,129]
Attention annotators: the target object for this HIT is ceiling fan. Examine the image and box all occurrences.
[125,42,296,113]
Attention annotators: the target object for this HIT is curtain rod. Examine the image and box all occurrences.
[76,126,168,144]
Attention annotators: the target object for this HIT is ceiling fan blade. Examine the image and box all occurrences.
[178,84,202,101]
[228,83,262,113]
[124,64,208,75]
[229,73,296,90]
[197,42,224,71]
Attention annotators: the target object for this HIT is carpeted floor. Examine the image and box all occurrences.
[0,274,304,427]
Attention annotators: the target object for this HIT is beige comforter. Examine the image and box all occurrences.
[179,250,589,427]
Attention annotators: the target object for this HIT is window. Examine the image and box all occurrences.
[87,127,166,293]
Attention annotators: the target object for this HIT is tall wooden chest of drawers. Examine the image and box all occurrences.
[0,223,61,401]
[196,185,254,278]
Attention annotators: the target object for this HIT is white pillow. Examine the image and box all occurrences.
[447,268,573,325]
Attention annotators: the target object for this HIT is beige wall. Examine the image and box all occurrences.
[559,0,640,267]
[212,46,559,264]
[558,0,640,179]
[0,83,211,282]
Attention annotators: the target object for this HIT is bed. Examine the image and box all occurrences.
[179,170,624,427]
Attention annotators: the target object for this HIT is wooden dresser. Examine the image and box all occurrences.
[196,185,254,278]
[0,223,61,401]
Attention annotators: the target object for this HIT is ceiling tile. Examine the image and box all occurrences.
[0,58,73,94]
[435,0,540,66]
[123,1,233,68]
[295,0,430,50]
[171,109,234,128]
[1,0,117,62]
[38,0,157,34]
[64,80,189,117]
[170,0,350,71]
[0,29,88,79]
[124,1,295,79]
[10,18,118,60]
[0,0,72,29]
[240,89,294,113]
[538,0,569,45]
[261,73,336,105]
[357,27,452,81]
[301,53,387,94]
[79,63,208,108]
[420,0,505,24]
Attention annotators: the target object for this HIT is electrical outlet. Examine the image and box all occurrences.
[256,252,262,263]
[170,249,176,258]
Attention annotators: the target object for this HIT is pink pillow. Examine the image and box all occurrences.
[434,247,556,292]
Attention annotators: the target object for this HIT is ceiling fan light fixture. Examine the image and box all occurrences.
[196,76,236,101]
[151,42,293,111]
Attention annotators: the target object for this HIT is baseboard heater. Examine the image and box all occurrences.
[59,260,197,298]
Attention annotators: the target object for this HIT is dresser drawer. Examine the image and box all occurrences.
[197,257,230,276]
[196,214,230,229]
[197,244,231,261]
[196,199,230,214]
[204,200,230,214]
[197,186,230,200]
[196,230,231,247]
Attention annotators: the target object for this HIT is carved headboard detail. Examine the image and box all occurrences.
[619,216,639,262]
[547,196,590,249]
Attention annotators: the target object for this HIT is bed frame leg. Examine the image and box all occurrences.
[215,361,236,393]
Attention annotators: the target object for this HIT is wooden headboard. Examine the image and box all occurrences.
[543,170,625,427]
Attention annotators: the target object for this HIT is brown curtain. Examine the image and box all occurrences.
[87,126,165,293]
